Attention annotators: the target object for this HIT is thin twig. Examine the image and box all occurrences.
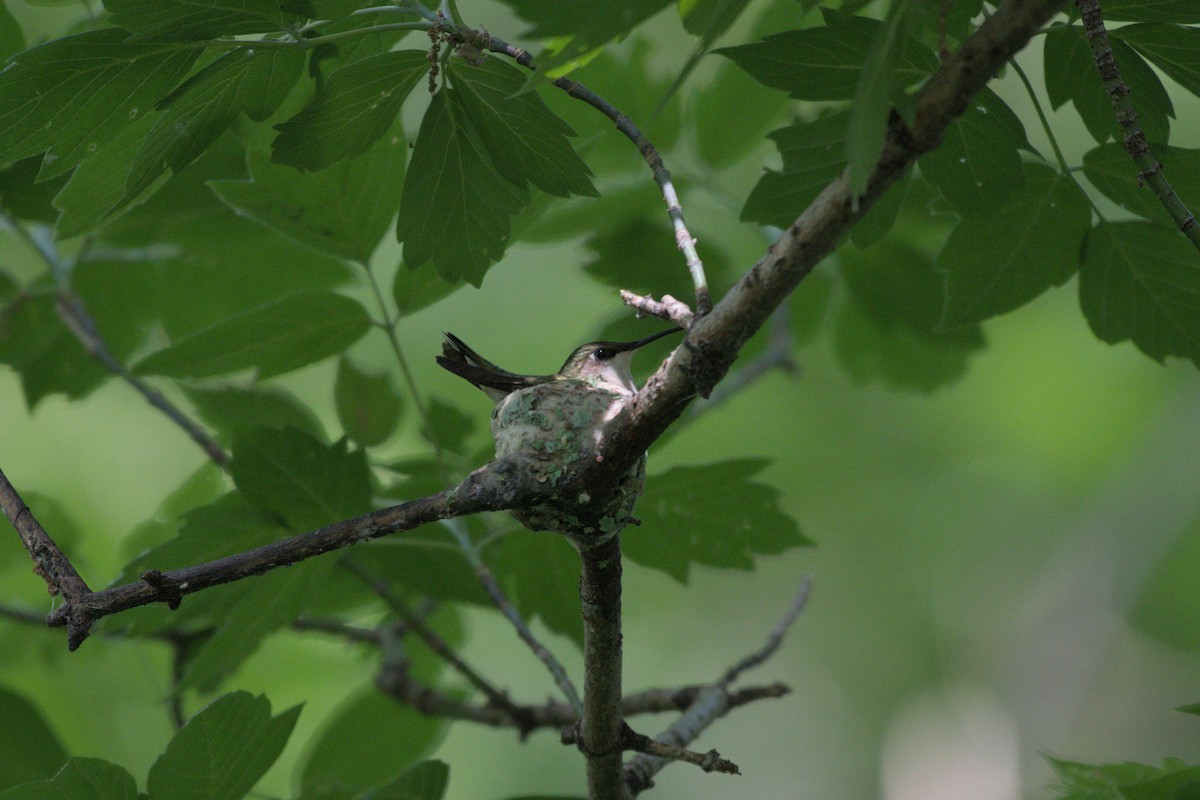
[465,30,711,317]
[620,291,696,329]
[1075,0,1200,248]
[0,467,91,610]
[623,577,812,795]
[446,519,584,717]
[341,559,527,722]
[619,723,740,776]
[292,616,384,645]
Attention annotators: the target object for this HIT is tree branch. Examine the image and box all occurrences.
[0,468,91,607]
[1074,0,1200,249]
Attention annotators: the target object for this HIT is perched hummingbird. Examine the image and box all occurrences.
[436,327,682,403]
[436,327,682,540]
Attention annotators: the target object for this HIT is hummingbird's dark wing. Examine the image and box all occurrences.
[437,333,549,400]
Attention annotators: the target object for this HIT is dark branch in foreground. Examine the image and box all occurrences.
[1074,0,1200,249]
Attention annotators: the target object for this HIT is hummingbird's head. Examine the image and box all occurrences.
[557,327,682,394]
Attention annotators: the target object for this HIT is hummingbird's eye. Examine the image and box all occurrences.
[593,348,614,361]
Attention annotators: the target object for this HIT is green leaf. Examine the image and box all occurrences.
[493,529,583,646]
[0,156,69,224]
[358,537,489,606]
[299,690,446,796]
[183,384,326,441]
[918,88,1028,216]
[335,357,403,446]
[1079,221,1200,365]
[52,111,164,238]
[494,0,673,69]
[834,241,985,392]
[582,217,722,297]
[117,462,227,563]
[692,57,787,169]
[680,0,753,48]
[847,0,921,195]
[180,561,336,690]
[133,290,372,380]
[367,761,450,800]
[0,6,23,61]
[1102,0,1200,24]
[850,172,909,248]
[271,50,427,171]
[1178,703,1200,716]
[124,47,306,203]
[419,396,477,456]
[624,459,810,584]
[937,164,1092,327]
[449,58,596,199]
[0,687,67,790]
[715,10,937,100]
[0,758,137,800]
[229,426,372,532]
[147,692,300,800]
[1082,142,1200,224]
[0,29,199,180]
[1114,23,1200,100]
[212,124,405,265]
[1044,26,1173,145]
[104,0,293,39]
[397,90,528,286]
[115,491,287,587]
[392,262,464,315]
[741,111,849,228]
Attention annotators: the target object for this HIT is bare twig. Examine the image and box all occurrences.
[1074,0,1200,249]
[623,578,813,795]
[620,291,696,329]
[292,616,384,645]
[463,30,711,317]
[345,559,529,723]
[618,723,739,776]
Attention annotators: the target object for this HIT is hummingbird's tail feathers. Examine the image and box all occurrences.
[437,333,548,401]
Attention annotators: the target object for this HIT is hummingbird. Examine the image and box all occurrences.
[435,327,682,540]
[436,327,682,403]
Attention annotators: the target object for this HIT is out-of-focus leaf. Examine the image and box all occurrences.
[184,384,325,442]
[179,561,336,690]
[494,0,673,69]
[299,690,446,796]
[625,460,810,584]
[1114,23,1200,101]
[393,262,464,315]
[0,29,199,180]
[283,0,383,17]
[213,122,405,265]
[1044,26,1172,145]
[358,537,488,606]
[0,758,136,800]
[0,156,69,224]
[1082,142,1200,223]
[0,687,67,790]
[715,10,936,100]
[680,0,753,47]
[118,462,226,563]
[449,59,595,199]
[123,48,306,204]
[0,7,24,61]
[272,50,426,171]
[493,529,583,646]
[335,357,403,446]
[1047,756,1200,800]
[229,425,372,532]
[133,290,372,380]
[1101,0,1200,22]
[419,396,477,456]
[398,90,528,286]
[582,217,725,297]
[919,89,1028,217]
[147,692,300,800]
[850,173,909,248]
[834,241,985,392]
[937,165,1091,327]
[741,111,848,228]
[368,761,450,800]
[1079,221,1200,366]
[104,0,293,39]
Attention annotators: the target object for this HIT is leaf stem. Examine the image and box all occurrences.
[1008,55,1069,173]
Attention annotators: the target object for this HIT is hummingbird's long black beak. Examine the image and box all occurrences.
[610,327,684,353]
